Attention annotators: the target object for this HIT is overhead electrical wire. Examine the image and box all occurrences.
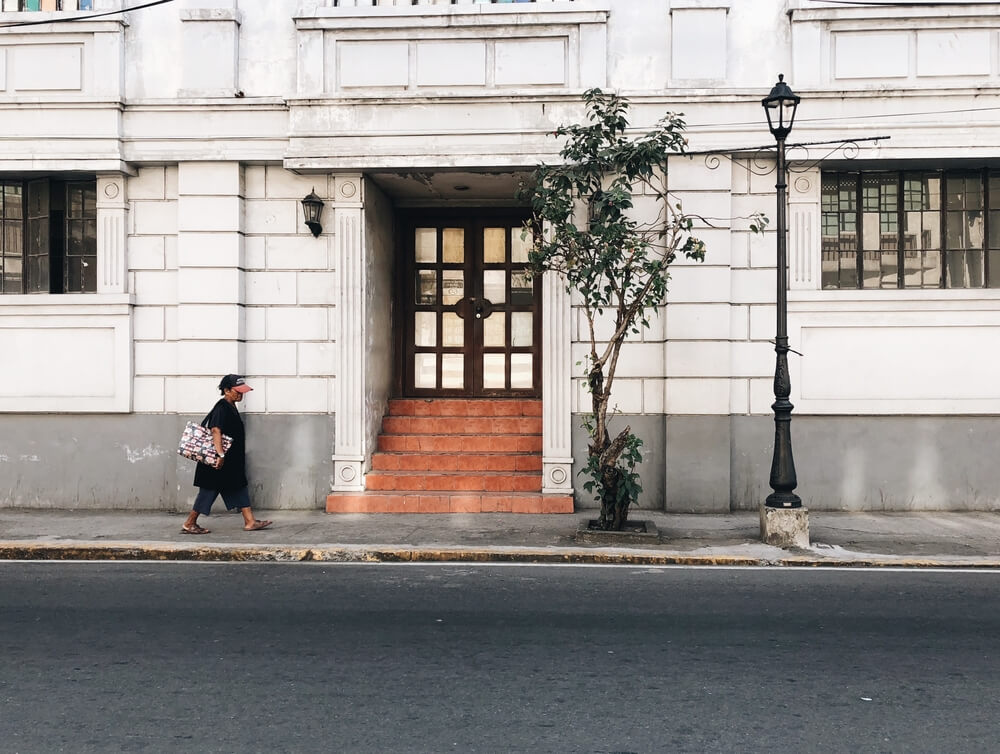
[685,104,1000,132]
[803,1,994,6]
[0,0,174,29]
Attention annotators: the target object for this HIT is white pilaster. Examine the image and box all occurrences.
[789,167,821,290]
[542,269,574,495]
[332,174,366,491]
[96,174,128,294]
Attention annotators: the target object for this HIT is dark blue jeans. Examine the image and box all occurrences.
[193,486,250,516]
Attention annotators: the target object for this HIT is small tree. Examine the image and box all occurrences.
[519,88,707,531]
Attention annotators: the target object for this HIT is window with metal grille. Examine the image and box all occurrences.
[0,179,97,294]
[821,169,1000,289]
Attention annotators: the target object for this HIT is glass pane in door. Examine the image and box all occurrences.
[511,228,531,263]
[443,228,464,263]
[416,271,437,305]
[414,312,436,347]
[442,271,464,305]
[510,354,533,389]
[483,270,505,303]
[483,315,505,347]
[483,353,505,389]
[484,227,505,263]
[511,312,532,347]
[442,313,464,347]
[442,354,464,389]
[415,228,436,263]
[511,271,533,305]
[414,353,436,389]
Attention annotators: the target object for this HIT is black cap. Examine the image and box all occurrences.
[219,374,253,393]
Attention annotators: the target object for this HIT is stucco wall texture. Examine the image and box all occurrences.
[572,415,1000,513]
[0,415,334,511]
[4,413,1000,512]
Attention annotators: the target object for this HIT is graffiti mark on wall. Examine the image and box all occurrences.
[121,444,166,463]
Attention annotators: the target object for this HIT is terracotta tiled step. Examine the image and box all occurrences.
[326,492,574,514]
[382,416,541,435]
[372,452,543,472]
[378,434,542,453]
[389,399,542,417]
[342,397,558,514]
[365,471,542,493]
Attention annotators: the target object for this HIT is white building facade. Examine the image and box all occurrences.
[2,0,999,512]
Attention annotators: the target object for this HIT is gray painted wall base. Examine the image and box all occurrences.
[571,415,665,512]
[4,411,999,513]
[0,414,334,511]
[731,415,1000,511]
[574,413,1000,512]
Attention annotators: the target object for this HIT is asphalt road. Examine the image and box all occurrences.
[1,563,998,753]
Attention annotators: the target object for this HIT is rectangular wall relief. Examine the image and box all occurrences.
[833,32,909,80]
[415,41,487,87]
[495,38,566,86]
[0,306,132,413]
[338,41,409,88]
[916,30,991,77]
[8,45,83,91]
[795,323,1000,414]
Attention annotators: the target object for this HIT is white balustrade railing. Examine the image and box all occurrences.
[326,0,567,7]
[3,0,98,10]
[3,0,566,11]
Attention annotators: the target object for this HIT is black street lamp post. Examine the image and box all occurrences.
[762,74,802,509]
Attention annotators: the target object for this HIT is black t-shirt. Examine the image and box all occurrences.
[192,398,247,491]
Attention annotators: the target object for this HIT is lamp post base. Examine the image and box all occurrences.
[760,504,809,549]
[765,490,802,509]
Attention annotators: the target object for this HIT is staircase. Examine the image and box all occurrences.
[326,398,574,513]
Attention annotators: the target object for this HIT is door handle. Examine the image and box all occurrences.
[454,297,493,320]
[475,299,493,320]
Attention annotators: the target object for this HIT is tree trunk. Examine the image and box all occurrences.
[596,465,630,531]
[593,425,633,531]
[588,359,634,531]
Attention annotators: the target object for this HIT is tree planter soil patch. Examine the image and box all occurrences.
[574,519,660,546]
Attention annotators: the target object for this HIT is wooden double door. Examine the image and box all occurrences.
[397,210,541,398]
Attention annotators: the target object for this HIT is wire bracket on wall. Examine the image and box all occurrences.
[694,136,890,176]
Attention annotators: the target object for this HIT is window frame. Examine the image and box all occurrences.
[0,177,98,295]
[821,168,1000,290]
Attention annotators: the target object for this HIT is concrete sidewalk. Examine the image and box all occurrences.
[2,508,1000,567]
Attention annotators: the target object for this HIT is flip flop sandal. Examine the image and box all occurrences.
[244,520,272,531]
[181,525,210,535]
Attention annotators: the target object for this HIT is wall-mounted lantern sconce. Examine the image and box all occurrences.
[302,189,325,237]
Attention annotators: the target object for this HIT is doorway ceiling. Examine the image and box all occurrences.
[367,170,533,206]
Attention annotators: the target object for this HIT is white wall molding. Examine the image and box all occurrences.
[788,167,820,291]
[542,268,573,496]
[0,300,132,412]
[97,174,129,294]
[332,201,366,492]
[293,1,608,99]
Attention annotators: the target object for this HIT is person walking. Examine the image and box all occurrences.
[181,374,273,534]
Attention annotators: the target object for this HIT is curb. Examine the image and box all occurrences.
[2,542,1000,568]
